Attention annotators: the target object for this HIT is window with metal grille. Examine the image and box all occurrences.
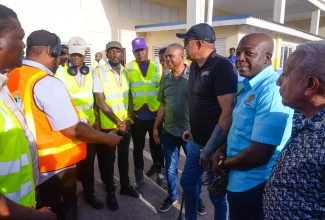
[153,45,168,63]
[120,0,179,22]
[214,38,226,57]
[85,47,92,66]
[279,45,293,69]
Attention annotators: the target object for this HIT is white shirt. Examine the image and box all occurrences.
[93,63,124,92]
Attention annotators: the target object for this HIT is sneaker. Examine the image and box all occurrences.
[198,198,206,215]
[159,196,177,213]
[156,169,168,189]
[85,195,104,210]
[146,164,157,177]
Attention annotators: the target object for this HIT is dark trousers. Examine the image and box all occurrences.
[227,181,266,220]
[130,118,164,171]
[98,130,131,192]
[77,143,105,197]
[36,168,77,220]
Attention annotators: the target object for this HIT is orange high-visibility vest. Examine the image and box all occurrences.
[7,65,86,173]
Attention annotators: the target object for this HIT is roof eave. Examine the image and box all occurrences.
[135,14,323,41]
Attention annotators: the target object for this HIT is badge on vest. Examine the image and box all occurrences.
[154,74,159,80]
[15,91,24,110]
[244,94,255,107]
[201,71,210,76]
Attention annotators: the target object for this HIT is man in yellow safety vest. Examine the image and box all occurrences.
[0,4,56,219]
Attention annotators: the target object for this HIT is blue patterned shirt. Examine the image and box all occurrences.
[263,108,325,219]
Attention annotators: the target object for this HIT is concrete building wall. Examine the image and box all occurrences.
[1,0,320,66]
[285,17,325,37]
[0,0,235,63]
[0,0,190,63]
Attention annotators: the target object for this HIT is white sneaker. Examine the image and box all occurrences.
[157,168,168,189]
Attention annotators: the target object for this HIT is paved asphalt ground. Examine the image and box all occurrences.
[76,135,214,220]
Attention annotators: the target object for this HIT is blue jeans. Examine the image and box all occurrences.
[161,128,188,199]
[180,139,228,220]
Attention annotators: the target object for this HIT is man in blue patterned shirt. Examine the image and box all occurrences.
[263,40,325,219]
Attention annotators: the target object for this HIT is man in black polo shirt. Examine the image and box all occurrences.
[176,23,237,220]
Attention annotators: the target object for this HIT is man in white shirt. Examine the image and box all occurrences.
[7,30,122,219]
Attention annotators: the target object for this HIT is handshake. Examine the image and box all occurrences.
[208,159,228,196]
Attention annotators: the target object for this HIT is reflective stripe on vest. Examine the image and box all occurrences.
[0,101,35,207]
[96,65,129,129]
[126,60,162,111]
[55,65,95,125]
[0,153,29,175]
[7,66,86,173]
[5,181,33,205]
[38,140,83,156]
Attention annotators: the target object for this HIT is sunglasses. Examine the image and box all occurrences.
[183,38,197,47]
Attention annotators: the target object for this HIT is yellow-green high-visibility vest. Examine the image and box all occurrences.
[125,60,162,112]
[55,65,95,125]
[96,65,129,129]
[0,100,36,208]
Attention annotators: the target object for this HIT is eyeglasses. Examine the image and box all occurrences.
[183,38,197,47]
[231,88,245,107]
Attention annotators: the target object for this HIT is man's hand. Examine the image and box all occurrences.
[153,128,160,145]
[117,120,128,135]
[38,207,57,220]
[212,143,228,177]
[199,148,211,167]
[106,129,123,147]
[182,130,191,142]
[92,120,101,131]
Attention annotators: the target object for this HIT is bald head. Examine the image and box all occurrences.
[236,33,274,79]
[95,52,102,62]
[240,33,274,56]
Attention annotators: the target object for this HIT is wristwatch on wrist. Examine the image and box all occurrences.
[127,117,134,124]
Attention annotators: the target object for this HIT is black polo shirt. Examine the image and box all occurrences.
[188,51,237,146]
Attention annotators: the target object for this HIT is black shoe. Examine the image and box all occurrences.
[85,195,104,210]
[107,192,119,211]
[120,185,140,198]
[159,196,177,213]
[198,198,206,215]
[146,164,157,177]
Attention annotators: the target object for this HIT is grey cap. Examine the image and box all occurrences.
[106,41,122,51]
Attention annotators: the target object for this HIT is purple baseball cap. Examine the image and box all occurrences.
[132,37,147,52]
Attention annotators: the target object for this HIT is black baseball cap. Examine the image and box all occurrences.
[61,44,68,55]
[26,30,59,48]
[176,23,216,43]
